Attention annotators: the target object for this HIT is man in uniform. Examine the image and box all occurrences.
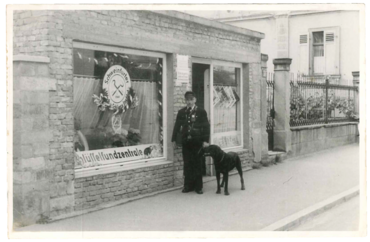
[172,91,210,194]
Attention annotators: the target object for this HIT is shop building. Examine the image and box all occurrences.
[13,10,267,226]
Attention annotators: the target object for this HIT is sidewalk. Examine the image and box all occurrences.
[16,143,359,231]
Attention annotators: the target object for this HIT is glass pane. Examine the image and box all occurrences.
[313,31,324,44]
[212,65,241,148]
[73,48,164,168]
[313,46,324,57]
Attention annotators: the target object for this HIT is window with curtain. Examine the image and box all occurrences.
[313,31,324,57]
[212,65,241,149]
[312,31,325,74]
[73,46,164,169]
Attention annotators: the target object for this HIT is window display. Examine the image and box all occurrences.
[73,45,164,169]
[212,65,241,148]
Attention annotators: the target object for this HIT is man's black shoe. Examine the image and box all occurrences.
[195,190,203,194]
[182,188,191,193]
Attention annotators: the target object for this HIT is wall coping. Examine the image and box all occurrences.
[13,55,50,63]
[153,10,265,40]
[291,122,359,131]
[273,58,292,66]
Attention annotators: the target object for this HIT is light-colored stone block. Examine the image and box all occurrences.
[50,195,74,211]
[19,76,56,91]
[21,91,49,104]
[13,90,21,104]
[22,157,45,170]
[317,127,326,140]
[21,118,34,132]
[21,145,33,158]
[21,130,53,144]
[49,79,57,91]
[33,143,49,156]
[252,129,262,162]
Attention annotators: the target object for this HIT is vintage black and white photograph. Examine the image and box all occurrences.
[6,3,367,238]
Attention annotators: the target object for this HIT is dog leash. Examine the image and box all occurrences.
[219,153,225,163]
[197,147,203,155]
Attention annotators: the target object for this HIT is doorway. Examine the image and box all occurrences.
[192,63,212,176]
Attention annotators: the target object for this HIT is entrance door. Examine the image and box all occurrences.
[192,59,243,176]
[192,63,213,176]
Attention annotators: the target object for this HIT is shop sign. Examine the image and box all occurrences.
[175,54,190,86]
[103,65,131,106]
[75,143,163,169]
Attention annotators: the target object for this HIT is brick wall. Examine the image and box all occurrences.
[13,10,263,224]
[14,10,76,221]
[74,164,174,211]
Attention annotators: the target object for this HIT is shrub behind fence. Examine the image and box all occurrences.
[290,74,358,127]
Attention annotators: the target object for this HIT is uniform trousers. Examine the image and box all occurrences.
[182,139,203,191]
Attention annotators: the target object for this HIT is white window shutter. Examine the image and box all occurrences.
[299,33,309,75]
[324,28,340,75]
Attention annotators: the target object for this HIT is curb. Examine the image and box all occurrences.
[48,167,253,224]
[259,186,359,231]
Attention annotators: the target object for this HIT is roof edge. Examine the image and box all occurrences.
[151,10,265,40]
[216,10,347,23]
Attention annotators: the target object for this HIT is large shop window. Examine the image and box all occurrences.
[212,64,242,149]
[72,43,166,171]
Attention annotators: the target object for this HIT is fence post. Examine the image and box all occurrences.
[352,71,360,116]
[273,58,292,152]
[261,54,269,160]
[325,77,329,123]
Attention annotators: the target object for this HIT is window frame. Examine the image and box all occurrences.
[308,26,340,76]
[72,42,169,178]
[192,57,244,152]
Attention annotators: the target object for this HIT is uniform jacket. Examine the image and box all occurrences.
[171,106,210,144]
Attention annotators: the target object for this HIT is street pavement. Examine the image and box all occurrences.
[291,196,359,231]
[16,143,359,231]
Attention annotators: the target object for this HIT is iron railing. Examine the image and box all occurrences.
[266,72,275,150]
[290,74,358,127]
[292,73,341,84]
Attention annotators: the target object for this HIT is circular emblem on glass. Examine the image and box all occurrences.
[102,65,131,105]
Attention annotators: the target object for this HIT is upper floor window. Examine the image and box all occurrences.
[298,27,340,76]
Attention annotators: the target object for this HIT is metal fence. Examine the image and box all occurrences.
[291,73,341,84]
[266,72,275,150]
[290,74,358,127]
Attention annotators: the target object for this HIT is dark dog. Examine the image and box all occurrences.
[203,145,245,195]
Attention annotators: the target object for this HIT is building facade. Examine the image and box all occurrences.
[211,10,360,85]
[13,10,268,226]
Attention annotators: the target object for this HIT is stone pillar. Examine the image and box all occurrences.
[273,58,292,152]
[260,54,269,161]
[13,55,56,227]
[248,61,268,162]
[352,71,359,116]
